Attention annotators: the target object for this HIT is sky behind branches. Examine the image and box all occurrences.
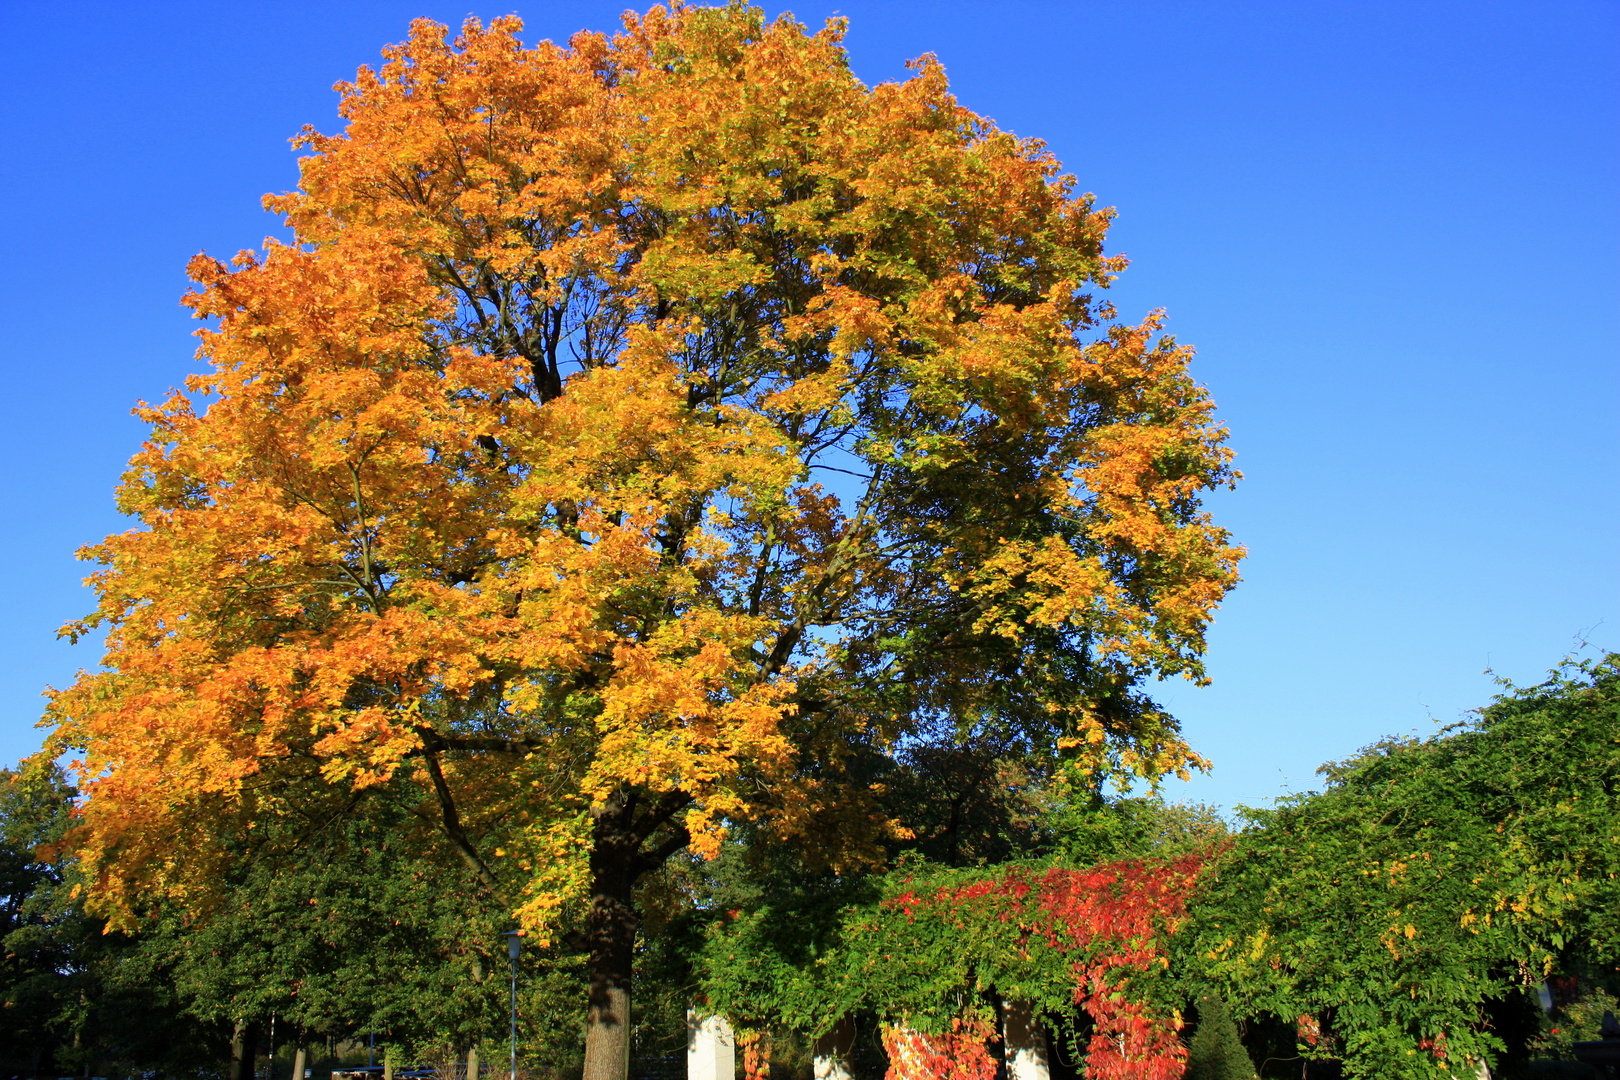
[0,0,1613,811]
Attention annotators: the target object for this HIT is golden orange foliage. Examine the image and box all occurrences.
[46,4,1241,941]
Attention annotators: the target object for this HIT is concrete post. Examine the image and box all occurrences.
[812,1015,855,1080]
[1001,1000,1050,1080]
[687,1009,735,1080]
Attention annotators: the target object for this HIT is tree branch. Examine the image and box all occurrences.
[634,822,692,877]
[419,747,502,896]
[630,788,691,846]
[417,729,543,755]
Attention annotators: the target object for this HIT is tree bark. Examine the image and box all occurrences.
[227,1020,245,1080]
[228,1020,260,1080]
[291,1042,307,1080]
[580,793,640,1080]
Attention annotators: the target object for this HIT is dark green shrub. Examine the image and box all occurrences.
[1187,995,1257,1080]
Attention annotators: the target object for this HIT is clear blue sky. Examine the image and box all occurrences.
[1,1,1614,811]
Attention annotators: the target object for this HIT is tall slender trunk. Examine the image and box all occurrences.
[228,1020,247,1080]
[228,1020,260,1080]
[580,798,640,1080]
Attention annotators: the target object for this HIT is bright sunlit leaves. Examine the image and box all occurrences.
[45,4,1241,938]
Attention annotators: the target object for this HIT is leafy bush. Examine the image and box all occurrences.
[1179,653,1620,1078]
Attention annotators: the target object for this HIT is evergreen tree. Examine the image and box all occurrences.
[1186,995,1256,1080]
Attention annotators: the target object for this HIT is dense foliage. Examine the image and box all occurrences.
[681,655,1617,1080]
[44,5,1240,1073]
[692,791,1227,1080]
[0,763,587,1075]
[1177,653,1620,1078]
[1,763,219,1076]
[7,654,1614,1076]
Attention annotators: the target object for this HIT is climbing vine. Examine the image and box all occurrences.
[698,850,1218,1080]
[1174,653,1620,1078]
[882,1016,999,1080]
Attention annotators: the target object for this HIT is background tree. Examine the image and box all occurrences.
[45,5,1241,1074]
[142,783,518,1065]
[0,762,220,1077]
[0,759,599,1075]
[1178,653,1620,1078]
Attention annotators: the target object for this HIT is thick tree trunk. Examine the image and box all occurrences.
[581,942,633,1079]
[581,796,640,1080]
[578,785,691,1080]
[291,1041,307,1080]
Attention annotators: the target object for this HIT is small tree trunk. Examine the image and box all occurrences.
[467,1045,479,1080]
[291,1042,307,1080]
[581,798,639,1080]
[229,1020,258,1080]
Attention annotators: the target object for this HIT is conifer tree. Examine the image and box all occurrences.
[1186,995,1256,1080]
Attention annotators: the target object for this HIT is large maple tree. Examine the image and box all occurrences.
[47,6,1241,1075]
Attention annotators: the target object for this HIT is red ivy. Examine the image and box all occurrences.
[740,1031,771,1080]
[880,851,1216,1080]
[884,1015,1000,1080]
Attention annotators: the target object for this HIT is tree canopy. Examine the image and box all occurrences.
[44,4,1240,1073]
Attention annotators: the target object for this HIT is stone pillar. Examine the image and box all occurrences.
[687,1009,735,1080]
[1001,1000,1050,1080]
[813,1015,855,1080]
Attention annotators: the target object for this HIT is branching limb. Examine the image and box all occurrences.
[419,746,502,897]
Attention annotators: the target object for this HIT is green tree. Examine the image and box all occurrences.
[0,759,587,1075]
[1052,791,1229,866]
[1186,995,1257,1080]
[1180,653,1620,1078]
[0,761,218,1077]
[138,781,559,1066]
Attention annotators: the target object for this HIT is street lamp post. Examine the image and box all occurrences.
[502,931,522,1080]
